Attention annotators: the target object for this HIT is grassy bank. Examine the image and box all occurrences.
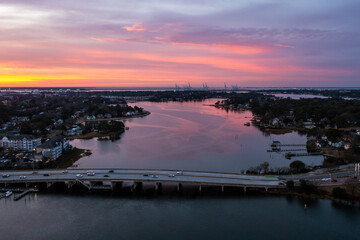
[44,147,91,169]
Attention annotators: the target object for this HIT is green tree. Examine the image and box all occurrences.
[289,160,305,173]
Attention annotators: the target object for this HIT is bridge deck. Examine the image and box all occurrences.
[0,169,283,188]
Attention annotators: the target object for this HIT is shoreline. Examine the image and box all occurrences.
[45,147,92,169]
[262,186,360,204]
[68,111,151,140]
[80,111,151,123]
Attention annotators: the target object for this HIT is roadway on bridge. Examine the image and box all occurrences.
[0,169,282,187]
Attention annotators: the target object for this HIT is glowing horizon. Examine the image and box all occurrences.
[0,1,359,87]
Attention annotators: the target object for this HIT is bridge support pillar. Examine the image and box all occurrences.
[221,185,224,192]
[265,187,268,191]
[132,182,142,192]
[65,181,73,189]
[243,187,247,192]
[177,183,182,192]
[46,182,54,189]
[199,184,202,192]
[155,182,162,193]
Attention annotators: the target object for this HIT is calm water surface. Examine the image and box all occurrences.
[0,193,359,240]
[71,100,323,172]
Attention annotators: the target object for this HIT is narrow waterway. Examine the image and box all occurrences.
[71,100,323,172]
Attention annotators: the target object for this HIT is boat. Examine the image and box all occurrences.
[5,191,13,198]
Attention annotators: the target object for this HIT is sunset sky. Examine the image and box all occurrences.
[0,0,359,87]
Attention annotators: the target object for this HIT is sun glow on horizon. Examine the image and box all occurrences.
[0,1,359,87]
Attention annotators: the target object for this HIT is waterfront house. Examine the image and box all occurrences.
[37,136,70,160]
[303,121,316,129]
[64,125,83,136]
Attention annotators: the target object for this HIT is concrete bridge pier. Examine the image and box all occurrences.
[243,186,247,192]
[65,181,75,189]
[177,183,182,192]
[46,182,54,189]
[110,181,115,190]
[155,182,162,193]
[265,187,268,191]
[199,184,202,192]
[132,182,142,192]
[221,185,224,192]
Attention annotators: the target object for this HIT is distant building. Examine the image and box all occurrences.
[37,136,70,160]
[303,121,316,129]
[0,134,41,151]
[64,125,83,136]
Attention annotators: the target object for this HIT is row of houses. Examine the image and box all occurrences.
[0,134,70,160]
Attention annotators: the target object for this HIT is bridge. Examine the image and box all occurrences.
[0,169,284,192]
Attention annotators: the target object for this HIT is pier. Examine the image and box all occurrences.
[271,144,306,147]
[285,152,322,159]
[13,189,37,201]
[267,149,307,152]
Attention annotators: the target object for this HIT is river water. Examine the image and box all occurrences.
[71,100,323,172]
[2,100,359,240]
[1,193,359,240]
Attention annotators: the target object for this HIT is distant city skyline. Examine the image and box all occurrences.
[0,0,359,87]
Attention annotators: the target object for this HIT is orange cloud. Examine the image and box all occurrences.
[122,23,146,32]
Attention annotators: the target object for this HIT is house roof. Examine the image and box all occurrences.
[0,134,41,141]
[39,136,67,148]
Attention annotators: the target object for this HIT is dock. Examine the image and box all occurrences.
[0,188,38,201]
[271,144,306,147]
[13,189,31,201]
[267,149,307,152]
[285,152,322,159]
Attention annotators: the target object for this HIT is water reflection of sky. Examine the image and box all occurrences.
[71,99,323,172]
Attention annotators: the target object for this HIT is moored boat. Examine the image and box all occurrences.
[5,191,13,198]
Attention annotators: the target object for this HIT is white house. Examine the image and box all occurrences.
[0,135,41,151]
[37,136,70,160]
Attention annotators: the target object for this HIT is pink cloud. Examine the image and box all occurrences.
[122,23,146,32]
[274,44,296,49]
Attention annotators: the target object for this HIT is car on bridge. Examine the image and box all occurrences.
[2,174,10,178]
[76,174,83,178]
[19,176,27,179]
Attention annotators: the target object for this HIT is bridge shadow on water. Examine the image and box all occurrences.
[14,181,270,200]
